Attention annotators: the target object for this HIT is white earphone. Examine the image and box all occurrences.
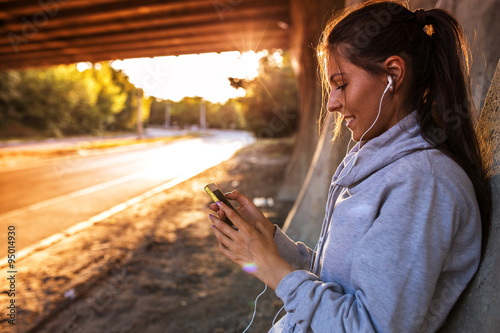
[387,75,394,91]
[253,74,397,333]
[357,75,393,144]
[333,74,395,178]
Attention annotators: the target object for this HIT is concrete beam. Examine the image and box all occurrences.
[0,0,290,70]
[0,8,288,51]
[0,30,289,62]
[0,37,288,71]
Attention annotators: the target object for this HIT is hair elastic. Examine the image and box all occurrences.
[415,8,427,26]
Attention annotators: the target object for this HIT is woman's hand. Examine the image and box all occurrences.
[209,200,294,290]
[208,190,269,230]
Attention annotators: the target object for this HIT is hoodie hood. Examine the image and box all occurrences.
[333,111,433,188]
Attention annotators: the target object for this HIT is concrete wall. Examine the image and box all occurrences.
[438,59,500,333]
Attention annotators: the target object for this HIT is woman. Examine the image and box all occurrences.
[208,1,491,332]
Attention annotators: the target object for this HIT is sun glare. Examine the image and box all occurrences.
[110,51,268,104]
[76,62,92,72]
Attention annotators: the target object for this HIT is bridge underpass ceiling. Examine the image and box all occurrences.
[0,0,291,71]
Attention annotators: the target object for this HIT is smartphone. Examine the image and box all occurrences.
[204,183,237,226]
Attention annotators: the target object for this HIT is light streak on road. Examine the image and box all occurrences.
[0,130,255,253]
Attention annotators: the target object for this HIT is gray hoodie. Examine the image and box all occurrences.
[272,112,481,333]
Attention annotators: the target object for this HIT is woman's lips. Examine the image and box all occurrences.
[344,116,355,128]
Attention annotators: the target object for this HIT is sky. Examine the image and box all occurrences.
[96,51,267,104]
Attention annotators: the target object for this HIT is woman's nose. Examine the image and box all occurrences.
[327,91,342,112]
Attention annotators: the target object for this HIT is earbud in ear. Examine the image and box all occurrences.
[387,75,394,91]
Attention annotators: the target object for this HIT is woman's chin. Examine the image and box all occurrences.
[350,131,361,142]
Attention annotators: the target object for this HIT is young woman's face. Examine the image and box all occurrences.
[326,53,400,142]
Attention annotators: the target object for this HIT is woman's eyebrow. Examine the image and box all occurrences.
[329,72,346,82]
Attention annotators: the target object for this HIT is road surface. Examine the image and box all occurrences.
[0,130,254,251]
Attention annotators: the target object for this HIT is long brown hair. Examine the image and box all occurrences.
[317,0,491,251]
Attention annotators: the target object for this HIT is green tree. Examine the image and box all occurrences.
[0,71,22,128]
[111,68,151,131]
[206,98,243,129]
[89,63,127,133]
[12,65,94,137]
[230,50,299,137]
[172,96,202,128]
[0,62,147,138]
[149,97,244,130]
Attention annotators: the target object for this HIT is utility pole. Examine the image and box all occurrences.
[164,100,171,129]
[200,98,206,131]
[137,88,143,140]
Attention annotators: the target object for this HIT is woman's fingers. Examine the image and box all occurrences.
[224,191,270,226]
[208,202,227,220]
[208,197,293,289]
[215,201,251,233]
[210,214,247,262]
[224,190,249,205]
[210,212,236,237]
[210,214,253,266]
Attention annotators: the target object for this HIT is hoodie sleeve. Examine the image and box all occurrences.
[274,226,315,271]
[274,168,481,333]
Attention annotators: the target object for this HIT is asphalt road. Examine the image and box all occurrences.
[0,130,254,251]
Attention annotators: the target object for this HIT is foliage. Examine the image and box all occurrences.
[110,68,151,131]
[149,97,243,130]
[0,51,299,139]
[230,50,299,137]
[206,98,243,129]
[0,63,147,138]
[149,50,299,136]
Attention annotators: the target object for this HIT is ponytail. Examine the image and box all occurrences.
[413,8,491,250]
[318,0,491,251]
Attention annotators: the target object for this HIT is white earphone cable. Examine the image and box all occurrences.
[358,76,392,144]
[271,305,285,332]
[242,284,268,333]
[331,76,392,187]
[270,236,321,331]
[266,77,393,333]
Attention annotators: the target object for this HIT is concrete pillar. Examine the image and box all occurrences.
[438,59,500,333]
[277,0,344,201]
[282,113,350,245]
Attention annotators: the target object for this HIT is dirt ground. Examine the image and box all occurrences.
[0,137,295,333]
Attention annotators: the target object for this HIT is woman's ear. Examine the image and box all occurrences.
[383,55,406,92]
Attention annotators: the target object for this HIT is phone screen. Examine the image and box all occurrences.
[204,183,236,226]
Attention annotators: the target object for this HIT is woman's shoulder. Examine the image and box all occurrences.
[387,147,476,199]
